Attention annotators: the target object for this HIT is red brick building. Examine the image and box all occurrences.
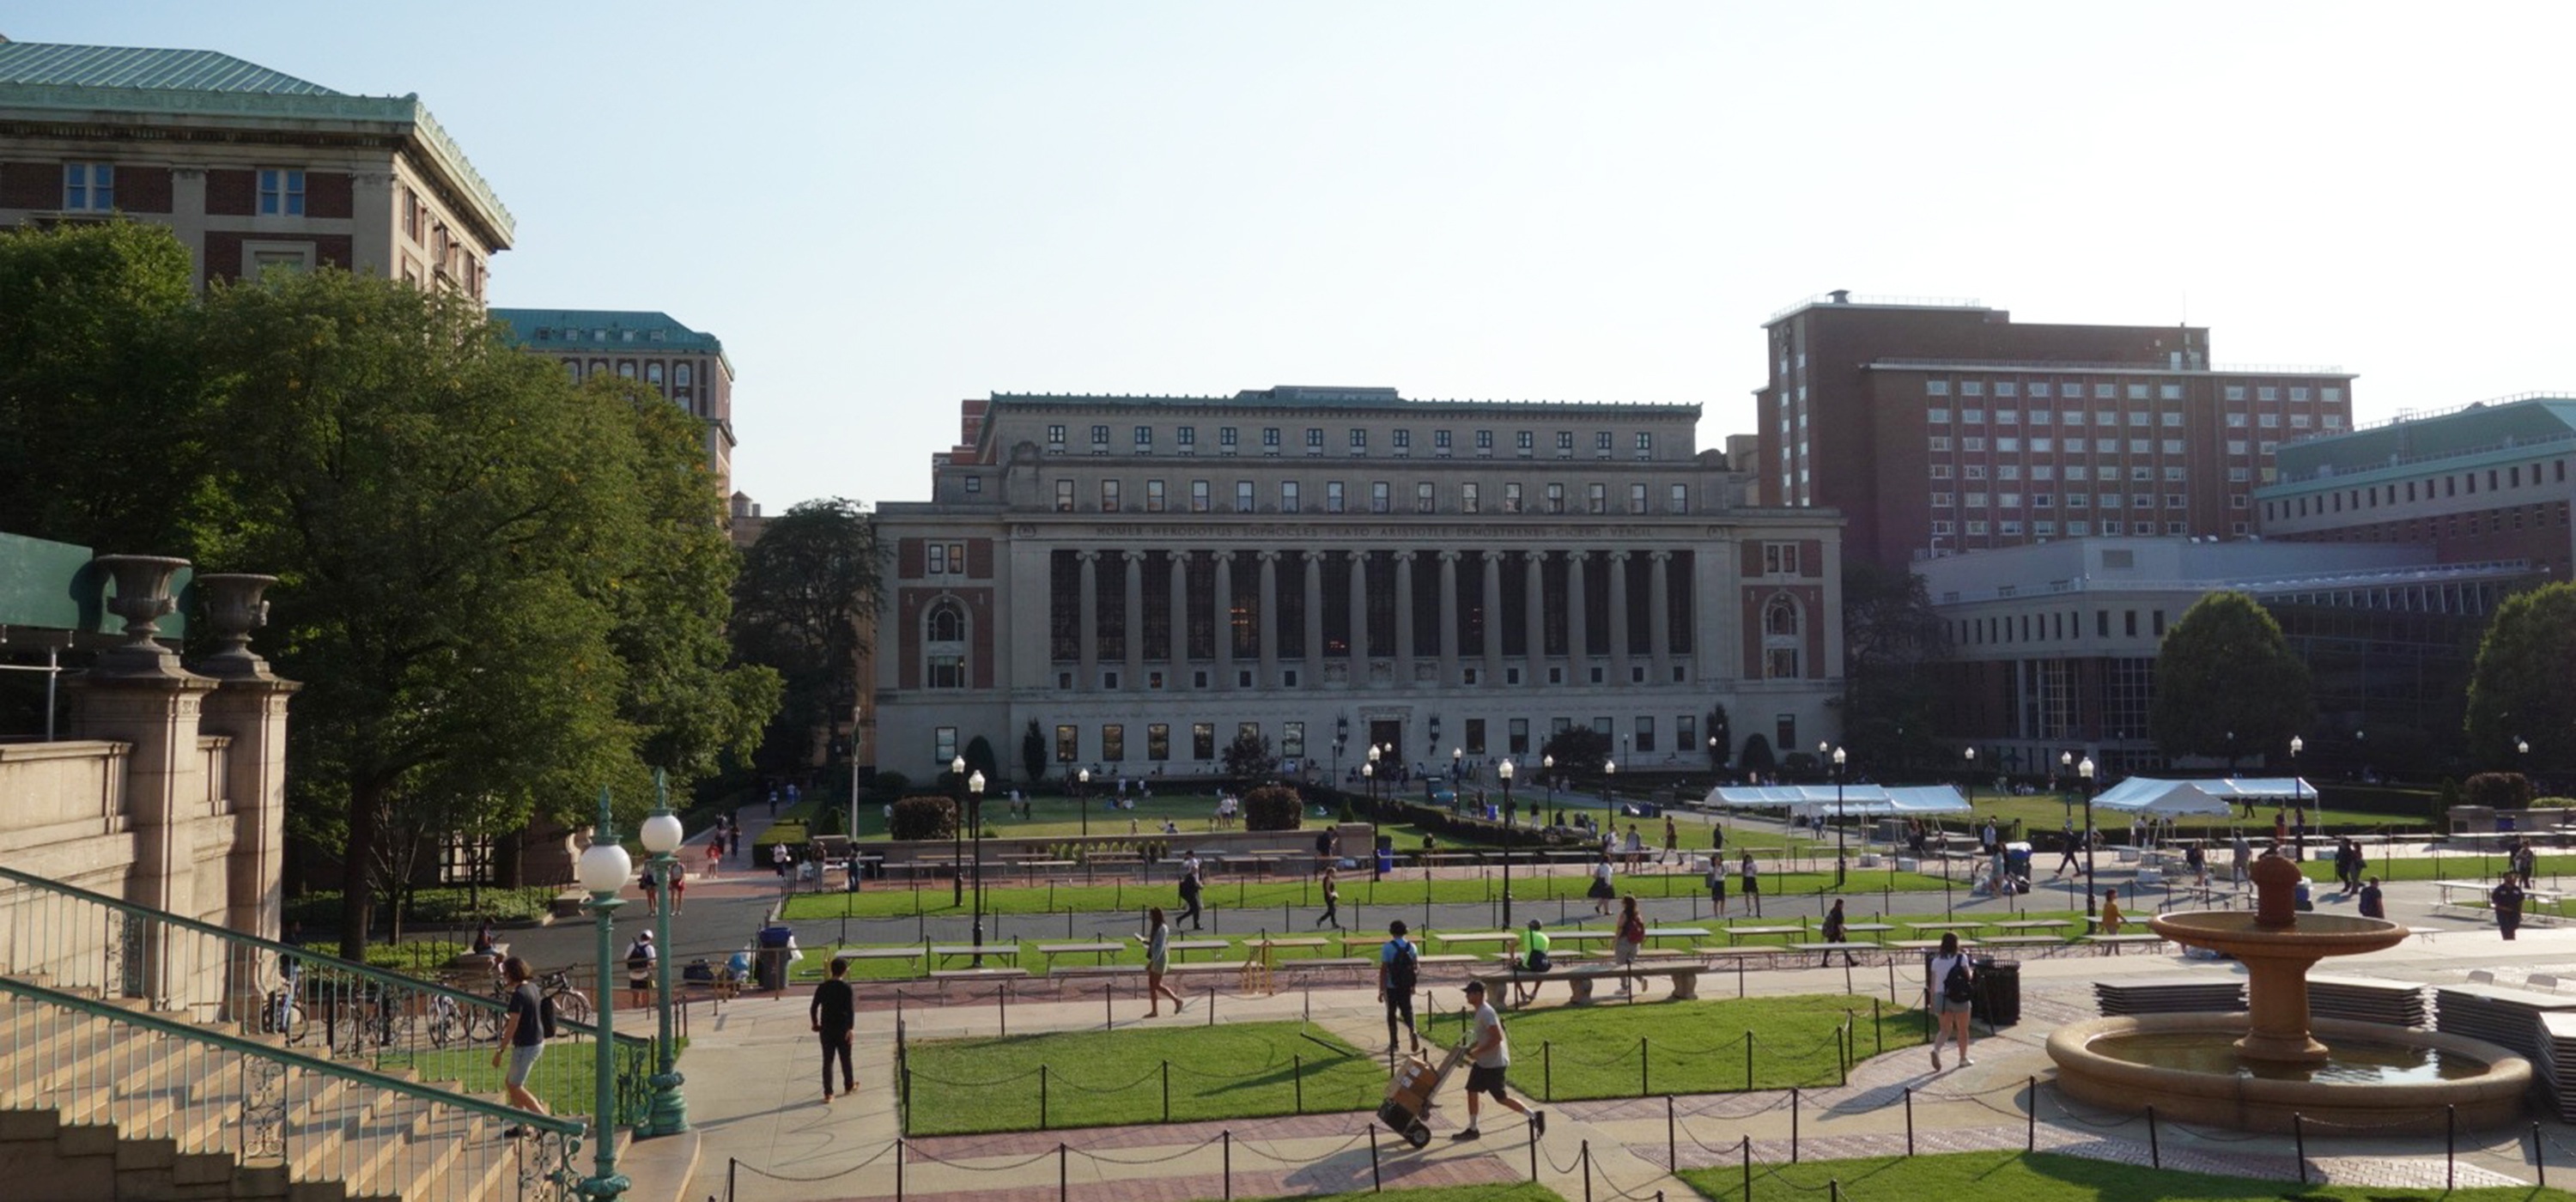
[1756,293,2354,568]
[2257,394,2576,580]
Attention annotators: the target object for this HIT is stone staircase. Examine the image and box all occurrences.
[0,979,582,1202]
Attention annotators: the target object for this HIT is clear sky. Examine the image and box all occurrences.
[13,2,2574,510]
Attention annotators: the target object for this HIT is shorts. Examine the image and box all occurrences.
[1465,1064,1510,1098]
[1935,996,1973,1016]
[507,1041,545,1087]
[629,973,651,991]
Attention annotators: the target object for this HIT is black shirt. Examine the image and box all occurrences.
[811,979,855,1034]
[508,982,545,1047]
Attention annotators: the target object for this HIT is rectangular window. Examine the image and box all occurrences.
[1928,408,1951,424]
[1101,725,1125,762]
[1305,428,1325,452]
[1350,428,1369,450]
[1054,479,1074,512]
[1763,542,1801,574]
[1628,483,1648,513]
[935,725,960,764]
[1146,724,1170,762]
[1393,428,1412,452]
[1545,483,1566,513]
[1928,380,1951,396]
[1055,725,1080,764]
[1326,481,1346,513]
[1963,409,1985,424]
[1962,381,1985,397]
[1280,481,1299,512]
[1557,432,1577,452]
[1236,481,1254,512]
[1476,430,1494,452]
[63,162,114,210]
[927,543,948,574]
[1462,482,1481,513]
[1417,481,1436,513]
[1145,479,1167,512]
[1502,483,1522,513]
[1281,721,1304,758]
[1100,480,1121,512]
[1192,723,1216,761]
[1370,480,1391,513]
[258,167,306,216]
[1517,431,1536,454]
[1262,427,1281,450]
[1587,483,1607,513]
[1668,483,1688,513]
[1092,424,1112,447]
[1435,429,1454,452]
[1189,479,1210,512]
[1635,432,1653,454]
[1929,436,1952,452]
[1219,426,1238,452]
[1176,426,1196,451]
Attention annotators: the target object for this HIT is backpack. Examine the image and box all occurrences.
[1386,941,1419,993]
[627,944,651,973]
[1941,958,1974,1004]
[532,986,560,1040]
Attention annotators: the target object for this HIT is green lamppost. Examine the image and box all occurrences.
[573,787,633,1201]
[638,771,689,1137]
[1497,757,1516,926]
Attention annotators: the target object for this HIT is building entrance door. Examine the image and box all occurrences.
[1368,719,1403,773]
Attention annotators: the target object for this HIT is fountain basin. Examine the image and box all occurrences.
[2148,909,2410,1062]
[2047,1014,2530,1134]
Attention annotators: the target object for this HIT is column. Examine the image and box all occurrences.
[1213,551,1236,689]
[1123,549,1146,690]
[1168,549,1190,681]
[1346,549,1370,683]
[1649,551,1673,683]
[1481,550,1505,686]
[1303,550,1326,687]
[1393,551,1417,672]
[1522,550,1547,680]
[1565,550,1589,672]
[1078,550,1100,690]
[1437,551,1461,687]
[1256,551,1280,687]
[1607,550,1631,687]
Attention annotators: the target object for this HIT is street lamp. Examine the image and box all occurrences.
[1452,746,1463,783]
[950,754,967,906]
[968,768,987,965]
[1498,757,1516,926]
[1543,755,1555,809]
[1832,746,1849,888]
[848,702,864,841]
[2289,735,2305,841]
[574,788,633,1202]
[637,773,689,1138]
[1077,767,1091,835]
[2079,757,2099,917]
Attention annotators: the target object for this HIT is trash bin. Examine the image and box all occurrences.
[756,923,795,991]
[1972,957,2021,1027]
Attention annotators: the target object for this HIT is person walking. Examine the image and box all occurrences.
[1316,865,1342,930]
[2099,888,2125,935]
[1452,980,1544,1142]
[2495,874,2527,941]
[1926,932,1975,1070]
[1377,920,1420,1054]
[1704,854,1728,918]
[1176,853,1205,931]
[1820,898,1855,967]
[2232,829,2252,887]
[704,837,722,879]
[1613,895,1646,996]
[669,865,687,916]
[491,956,550,1133]
[1739,848,1762,918]
[1137,907,1187,1016]
[623,931,655,1009]
[2186,841,2208,889]
[2348,840,2369,894]
[811,956,856,1102]
[1587,852,1616,916]
[1662,815,1679,865]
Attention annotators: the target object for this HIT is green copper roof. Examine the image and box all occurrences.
[2270,395,2576,486]
[0,40,336,94]
[490,309,726,356]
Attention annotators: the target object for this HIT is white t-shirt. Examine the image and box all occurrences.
[1470,1001,1510,1068]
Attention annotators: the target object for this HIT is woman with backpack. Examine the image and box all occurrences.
[1926,932,1974,1070]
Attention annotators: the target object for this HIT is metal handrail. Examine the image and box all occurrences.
[0,861,652,1122]
[0,975,586,1138]
[2,975,583,1202]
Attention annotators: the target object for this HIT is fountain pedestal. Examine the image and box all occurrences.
[2148,853,2405,1063]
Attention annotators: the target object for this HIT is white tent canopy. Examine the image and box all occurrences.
[2088,777,2229,816]
[2194,778,2320,803]
[1698,784,1969,816]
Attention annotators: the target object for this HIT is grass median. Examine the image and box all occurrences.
[1405,993,1921,1102]
[1676,1149,2573,1202]
[901,1020,1382,1135]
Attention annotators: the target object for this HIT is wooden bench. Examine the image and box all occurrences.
[1474,963,1703,1007]
[2086,933,2170,954]
[1981,935,2073,950]
[929,967,1027,981]
[1036,943,1125,968]
[835,947,927,964]
[930,944,1018,968]
[1052,964,1145,980]
[1168,959,1252,975]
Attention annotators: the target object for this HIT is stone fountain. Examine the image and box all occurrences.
[2045,851,2530,1133]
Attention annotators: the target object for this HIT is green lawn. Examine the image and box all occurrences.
[1401,994,1919,1102]
[372,1035,679,1119]
[781,862,1959,922]
[901,1020,1384,1135]
[1230,1187,1561,1202]
[2296,850,2576,885]
[1954,793,2427,843]
[1676,1150,2573,1202]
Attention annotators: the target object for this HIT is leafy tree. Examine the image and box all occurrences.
[2149,592,2313,768]
[0,221,202,555]
[2465,582,2576,772]
[1740,734,1777,777]
[1242,785,1302,831]
[1704,706,1731,769]
[731,498,879,777]
[190,269,772,956]
[1540,725,1612,774]
[1222,727,1279,781]
[1840,562,1946,768]
[2464,772,2533,811]
[1021,719,1048,783]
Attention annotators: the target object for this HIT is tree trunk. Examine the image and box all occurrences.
[338,780,383,962]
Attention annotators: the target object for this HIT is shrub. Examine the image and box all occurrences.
[1244,785,1303,832]
[890,795,958,841]
[2532,796,2576,810]
[2464,772,2534,811]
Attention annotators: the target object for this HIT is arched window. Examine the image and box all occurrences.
[926,598,968,688]
[1765,597,1801,637]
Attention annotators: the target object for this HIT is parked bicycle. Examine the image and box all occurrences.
[540,969,593,1028]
